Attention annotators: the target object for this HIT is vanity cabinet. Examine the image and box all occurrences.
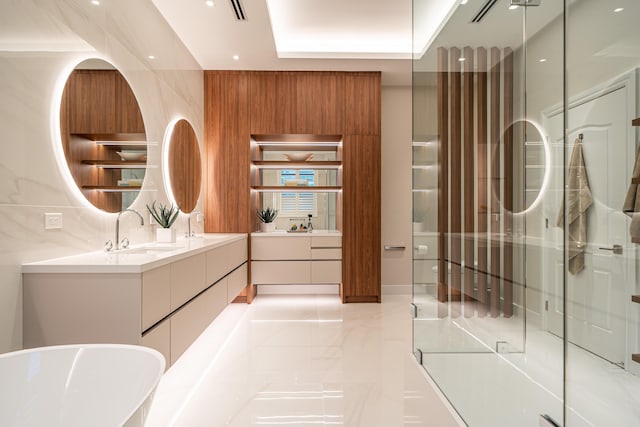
[23,234,248,368]
[251,233,342,286]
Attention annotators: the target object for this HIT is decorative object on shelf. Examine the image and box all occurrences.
[147,201,179,243]
[116,151,147,161]
[284,153,313,162]
[256,207,278,232]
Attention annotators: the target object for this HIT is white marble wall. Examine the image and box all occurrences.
[0,0,204,352]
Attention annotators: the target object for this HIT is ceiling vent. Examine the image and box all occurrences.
[229,0,247,20]
[471,0,498,23]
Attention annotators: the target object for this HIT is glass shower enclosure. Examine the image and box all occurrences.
[412,0,640,425]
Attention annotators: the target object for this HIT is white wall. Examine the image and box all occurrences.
[0,0,203,352]
[381,85,413,290]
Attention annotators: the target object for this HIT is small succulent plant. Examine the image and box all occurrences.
[256,207,278,223]
[147,201,179,228]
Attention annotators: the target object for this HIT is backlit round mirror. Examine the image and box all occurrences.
[164,119,201,213]
[59,58,146,213]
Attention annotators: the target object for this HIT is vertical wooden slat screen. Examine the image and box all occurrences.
[437,48,450,303]
[450,48,463,309]
[502,48,514,318]
[489,47,502,318]
[476,47,489,317]
[463,46,475,318]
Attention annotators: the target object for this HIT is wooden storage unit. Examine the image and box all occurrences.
[205,71,381,303]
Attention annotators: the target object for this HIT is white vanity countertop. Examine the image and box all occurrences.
[251,230,342,238]
[22,233,247,274]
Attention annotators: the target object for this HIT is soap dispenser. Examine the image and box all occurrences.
[307,214,313,233]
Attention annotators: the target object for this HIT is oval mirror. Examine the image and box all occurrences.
[59,58,146,213]
[493,119,548,214]
[165,119,202,213]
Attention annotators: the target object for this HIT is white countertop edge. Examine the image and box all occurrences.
[251,230,342,237]
[22,233,247,274]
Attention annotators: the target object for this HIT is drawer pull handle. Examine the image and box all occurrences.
[384,245,406,251]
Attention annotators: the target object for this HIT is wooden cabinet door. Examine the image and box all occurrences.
[295,72,344,134]
[342,135,381,302]
[345,72,381,135]
[115,72,145,133]
[67,70,116,134]
[250,72,297,134]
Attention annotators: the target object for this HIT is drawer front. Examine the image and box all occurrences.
[251,260,311,284]
[142,264,171,330]
[311,248,342,260]
[226,238,248,268]
[206,238,248,286]
[170,279,227,365]
[311,260,342,283]
[171,253,206,310]
[141,320,170,369]
[252,236,311,260]
[227,263,247,303]
[311,235,342,248]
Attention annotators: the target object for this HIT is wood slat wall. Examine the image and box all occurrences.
[436,46,517,318]
[204,70,381,303]
[168,119,202,213]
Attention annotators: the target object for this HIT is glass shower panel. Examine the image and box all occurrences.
[412,0,564,425]
[564,0,640,425]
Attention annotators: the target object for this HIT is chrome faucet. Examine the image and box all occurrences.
[186,210,202,238]
[107,209,144,251]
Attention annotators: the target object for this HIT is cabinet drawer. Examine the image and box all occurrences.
[170,280,227,364]
[142,264,171,331]
[252,236,311,260]
[141,320,170,369]
[171,253,206,310]
[311,248,342,260]
[206,238,248,285]
[227,263,247,303]
[311,260,341,283]
[251,261,311,284]
[311,235,342,248]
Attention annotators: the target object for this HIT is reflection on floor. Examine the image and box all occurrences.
[146,294,462,427]
[414,294,640,427]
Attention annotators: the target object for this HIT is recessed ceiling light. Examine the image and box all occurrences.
[614,7,624,12]
[205,0,214,6]
[539,58,547,63]
[91,0,100,5]
[148,55,155,60]
[509,5,519,10]
[232,55,240,60]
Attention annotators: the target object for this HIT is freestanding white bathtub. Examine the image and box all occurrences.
[0,344,165,427]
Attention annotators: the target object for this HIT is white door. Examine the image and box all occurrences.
[543,80,635,365]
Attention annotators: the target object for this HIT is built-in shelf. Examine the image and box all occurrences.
[632,354,640,364]
[632,118,640,127]
[632,295,640,304]
[72,132,146,143]
[252,161,341,169]
[253,134,342,143]
[81,160,146,168]
[82,185,142,192]
[632,178,640,185]
[252,186,341,192]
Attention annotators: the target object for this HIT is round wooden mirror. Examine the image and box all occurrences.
[59,58,147,213]
[166,119,202,213]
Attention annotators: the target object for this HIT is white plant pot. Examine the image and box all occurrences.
[260,222,276,233]
[156,228,176,243]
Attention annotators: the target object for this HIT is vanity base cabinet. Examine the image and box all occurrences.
[141,320,171,366]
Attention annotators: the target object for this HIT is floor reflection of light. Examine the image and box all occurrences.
[255,414,344,425]
[255,390,343,401]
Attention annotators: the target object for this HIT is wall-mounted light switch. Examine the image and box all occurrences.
[45,213,63,230]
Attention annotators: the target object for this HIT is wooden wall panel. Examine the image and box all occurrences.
[476,47,489,317]
[489,48,502,317]
[450,48,463,307]
[463,47,475,318]
[204,71,251,233]
[115,72,145,133]
[169,119,202,213]
[67,70,116,134]
[437,48,449,303]
[345,72,382,135]
[249,72,297,134]
[342,135,381,303]
[296,72,344,134]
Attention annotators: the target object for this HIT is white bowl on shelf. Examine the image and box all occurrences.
[284,153,313,162]
[116,151,147,161]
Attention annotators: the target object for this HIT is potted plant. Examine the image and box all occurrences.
[256,207,278,232]
[147,201,180,243]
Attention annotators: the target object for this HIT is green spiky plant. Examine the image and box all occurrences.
[147,201,179,228]
[256,207,278,223]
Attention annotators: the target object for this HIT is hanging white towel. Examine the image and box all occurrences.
[557,139,593,275]
[622,145,640,243]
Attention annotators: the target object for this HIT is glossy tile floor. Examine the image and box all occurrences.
[146,294,462,427]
